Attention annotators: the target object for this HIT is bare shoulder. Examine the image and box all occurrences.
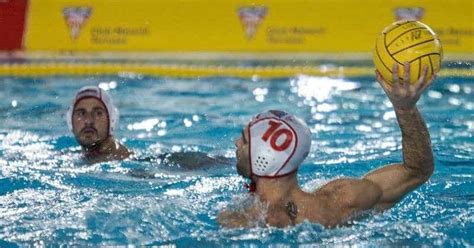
[300,178,383,227]
[315,178,382,206]
[218,198,266,228]
[112,143,132,160]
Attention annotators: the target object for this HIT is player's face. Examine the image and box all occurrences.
[72,98,109,147]
[235,125,251,178]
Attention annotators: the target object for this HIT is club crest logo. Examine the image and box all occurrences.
[394,7,424,21]
[238,6,268,40]
[63,6,92,40]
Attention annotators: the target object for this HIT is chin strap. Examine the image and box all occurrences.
[83,135,111,157]
[244,181,257,193]
[83,146,101,158]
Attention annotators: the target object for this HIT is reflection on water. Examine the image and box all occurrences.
[0,72,473,246]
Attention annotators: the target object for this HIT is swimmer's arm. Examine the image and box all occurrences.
[163,152,231,169]
[314,63,435,225]
[314,178,383,227]
[364,63,435,209]
[363,107,434,209]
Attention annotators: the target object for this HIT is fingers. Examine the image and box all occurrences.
[403,62,410,92]
[375,70,391,93]
[420,74,436,92]
[375,70,383,83]
[392,63,401,93]
[418,65,428,84]
[414,65,429,92]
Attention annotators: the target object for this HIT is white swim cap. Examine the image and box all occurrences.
[66,86,119,136]
[248,110,311,178]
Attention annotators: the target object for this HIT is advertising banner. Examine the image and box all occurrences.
[22,0,474,53]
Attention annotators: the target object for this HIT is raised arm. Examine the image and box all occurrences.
[314,62,436,226]
[363,62,435,209]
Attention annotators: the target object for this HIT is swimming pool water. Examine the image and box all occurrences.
[0,64,473,246]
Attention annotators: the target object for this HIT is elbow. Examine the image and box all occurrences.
[422,164,434,181]
[407,159,434,183]
[418,167,434,184]
[421,157,435,180]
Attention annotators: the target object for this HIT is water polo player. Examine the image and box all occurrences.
[67,86,230,170]
[67,86,132,163]
[219,62,435,228]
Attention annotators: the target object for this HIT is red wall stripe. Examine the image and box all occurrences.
[0,0,28,51]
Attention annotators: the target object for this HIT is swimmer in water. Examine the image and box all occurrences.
[67,86,230,170]
[219,62,435,228]
[67,86,131,163]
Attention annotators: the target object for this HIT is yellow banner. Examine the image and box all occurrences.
[25,0,473,53]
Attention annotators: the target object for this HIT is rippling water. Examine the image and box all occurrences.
[0,63,473,246]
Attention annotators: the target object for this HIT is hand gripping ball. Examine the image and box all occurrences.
[373,20,442,85]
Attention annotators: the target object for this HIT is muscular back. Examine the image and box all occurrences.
[282,178,383,227]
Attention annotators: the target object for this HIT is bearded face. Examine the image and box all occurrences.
[72,98,109,147]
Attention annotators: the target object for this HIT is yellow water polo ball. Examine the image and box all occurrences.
[373,20,442,85]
